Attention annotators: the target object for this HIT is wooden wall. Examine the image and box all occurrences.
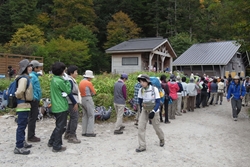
[0,53,43,77]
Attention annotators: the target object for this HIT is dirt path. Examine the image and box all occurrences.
[0,97,249,167]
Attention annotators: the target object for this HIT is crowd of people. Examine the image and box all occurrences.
[10,59,250,154]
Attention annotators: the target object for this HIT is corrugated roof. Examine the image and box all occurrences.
[106,37,168,53]
[172,41,241,66]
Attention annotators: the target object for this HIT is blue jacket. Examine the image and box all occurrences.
[29,71,42,100]
[227,81,246,100]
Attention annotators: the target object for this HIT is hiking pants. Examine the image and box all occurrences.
[16,111,29,148]
[231,98,242,118]
[81,96,95,134]
[187,96,195,111]
[48,111,67,151]
[168,99,177,119]
[28,100,39,139]
[200,91,208,107]
[160,98,169,122]
[216,92,224,104]
[114,103,125,131]
[182,96,188,111]
[176,93,182,114]
[138,109,164,149]
[66,104,79,136]
[208,92,217,105]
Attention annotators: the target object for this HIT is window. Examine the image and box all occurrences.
[122,57,138,65]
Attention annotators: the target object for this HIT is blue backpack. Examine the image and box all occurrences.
[6,75,30,108]
[150,77,165,104]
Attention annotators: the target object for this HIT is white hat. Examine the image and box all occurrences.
[83,70,94,78]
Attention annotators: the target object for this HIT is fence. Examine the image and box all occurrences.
[0,53,43,78]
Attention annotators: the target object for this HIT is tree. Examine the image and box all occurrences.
[65,24,109,73]
[34,36,90,73]
[104,11,141,49]
[169,32,197,57]
[52,0,97,36]
[5,25,45,55]
[0,1,13,44]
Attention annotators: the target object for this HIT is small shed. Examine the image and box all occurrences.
[106,37,177,74]
[0,53,43,78]
[172,41,250,77]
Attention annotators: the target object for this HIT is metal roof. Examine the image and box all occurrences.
[106,37,171,53]
[172,41,241,66]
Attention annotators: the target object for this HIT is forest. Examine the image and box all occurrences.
[0,0,249,74]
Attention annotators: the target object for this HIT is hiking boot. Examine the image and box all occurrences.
[160,139,165,147]
[114,130,123,135]
[85,133,97,137]
[220,102,222,105]
[134,121,138,125]
[14,147,30,155]
[68,137,81,144]
[28,136,40,142]
[165,120,171,124]
[119,126,125,131]
[23,141,32,148]
[234,118,237,121]
[47,143,52,147]
[82,134,87,136]
[135,147,146,153]
[52,146,66,153]
[64,133,70,140]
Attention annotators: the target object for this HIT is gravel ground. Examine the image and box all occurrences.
[0,97,249,167]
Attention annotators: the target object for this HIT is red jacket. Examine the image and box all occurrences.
[168,82,179,100]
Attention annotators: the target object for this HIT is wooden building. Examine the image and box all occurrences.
[106,37,177,74]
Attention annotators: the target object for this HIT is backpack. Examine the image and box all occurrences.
[149,77,165,104]
[6,75,30,108]
[177,82,183,92]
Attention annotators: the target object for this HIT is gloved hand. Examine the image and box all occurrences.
[148,110,155,119]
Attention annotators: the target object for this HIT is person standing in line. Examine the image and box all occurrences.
[243,76,250,106]
[186,78,199,112]
[200,80,208,107]
[14,59,33,155]
[160,74,170,123]
[64,65,81,143]
[227,75,246,121]
[113,73,128,135]
[134,74,142,126]
[167,74,179,119]
[207,78,218,106]
[136,74,164,152]
[216,79,224,105]
[27,60,43,143]
[176,76,183,116]
[181,76,188,113]
[79,70,96,137]
[48,62,71,152]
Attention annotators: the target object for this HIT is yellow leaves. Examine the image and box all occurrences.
[6,24,45,49]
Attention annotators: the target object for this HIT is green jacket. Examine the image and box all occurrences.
[50,75,71,113]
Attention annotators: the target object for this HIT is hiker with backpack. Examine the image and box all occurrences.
[64,65,81,143]
[168,74,179,119]
[48,62,72,152]
[136,74,164,152]
[227,75,246,121]
[160,74,171,123]
[13,59,34,155]
[27,60,43,143]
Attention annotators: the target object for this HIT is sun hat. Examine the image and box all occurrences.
[30,60,43,67]
[233,75,240,80]
[83,70,94,78]
[137,74,151,83]
[18,59,30,75]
